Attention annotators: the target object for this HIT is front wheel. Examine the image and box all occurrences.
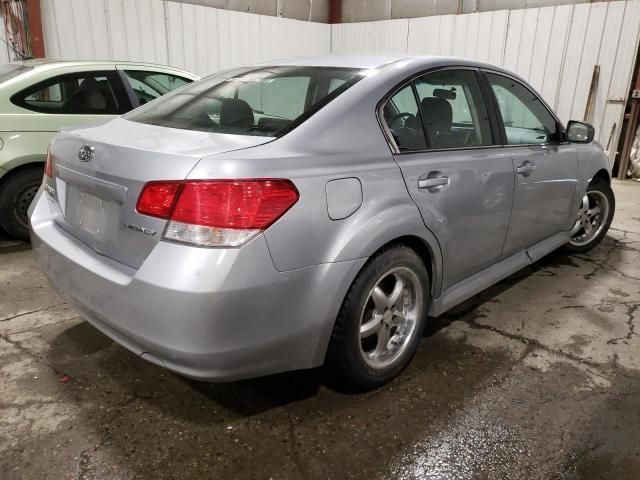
[326,246,430,391]
[563,178,615,254]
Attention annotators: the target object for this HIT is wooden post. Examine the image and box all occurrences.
[25,0,45,58]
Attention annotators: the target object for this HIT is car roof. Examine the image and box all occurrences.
[257,54,412,69]
[10,58,197,77]
[256,54,511,73]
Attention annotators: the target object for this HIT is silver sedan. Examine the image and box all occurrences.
[30,55,615,390]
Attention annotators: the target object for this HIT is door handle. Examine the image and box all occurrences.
[418,176,449,189]
[516,161,536,175]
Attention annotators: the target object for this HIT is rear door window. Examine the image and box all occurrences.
[414,69,492,149]
[126,66,366,137]
[12,71,129,114]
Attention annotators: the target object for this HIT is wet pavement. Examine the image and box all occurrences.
[1,180,640,479]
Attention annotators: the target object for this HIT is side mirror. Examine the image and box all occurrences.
[566,120,595,143]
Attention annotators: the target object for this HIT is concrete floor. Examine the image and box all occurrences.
[1,180,639,479]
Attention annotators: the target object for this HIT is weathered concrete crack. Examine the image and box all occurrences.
[0,303,66,323]
[461,316,603,369]
[607,303,639,345]
[0,332,62,376]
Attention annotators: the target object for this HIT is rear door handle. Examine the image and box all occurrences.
[418,176,449,189]
[516,161,536,175]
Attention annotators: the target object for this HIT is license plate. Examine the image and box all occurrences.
[65,187,116,238]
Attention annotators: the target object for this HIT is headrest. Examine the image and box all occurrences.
[421,97,453,128]
[219,98,254,129]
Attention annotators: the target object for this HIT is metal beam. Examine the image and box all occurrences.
[25,0,45,58]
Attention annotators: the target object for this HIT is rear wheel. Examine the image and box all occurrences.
[0,166,43,240]
[326,246,430,391]
[563,178,615,254]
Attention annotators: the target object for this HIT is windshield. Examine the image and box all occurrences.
[126,66,366,137]
[0,64,31,83]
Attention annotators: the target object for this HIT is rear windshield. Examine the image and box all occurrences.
[0,64,31,83]
[126,66,366,137]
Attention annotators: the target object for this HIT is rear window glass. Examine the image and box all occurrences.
[0,64,31,83]
[126,66,366,137]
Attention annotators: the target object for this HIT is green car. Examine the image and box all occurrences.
[0,59,198,239]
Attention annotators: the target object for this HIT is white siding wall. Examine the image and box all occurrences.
[40,0,331,76]
[332,1,640,162]
[33,0,640,161]
[0,27,10,64]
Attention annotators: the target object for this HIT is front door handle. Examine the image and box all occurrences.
[418,176,449,189]
[516,161,536,176]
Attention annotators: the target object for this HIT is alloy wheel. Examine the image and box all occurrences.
[569,190,609,247]
[358,267,423,369]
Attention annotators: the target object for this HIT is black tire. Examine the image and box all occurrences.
[325,245,430,391]
[563,178,615,255]
[0,166,43,241]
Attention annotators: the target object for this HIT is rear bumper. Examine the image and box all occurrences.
[30,190,365,381]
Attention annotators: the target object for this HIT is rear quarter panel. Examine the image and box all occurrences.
[0,130,52,172]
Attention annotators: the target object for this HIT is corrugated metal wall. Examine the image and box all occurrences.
[39,0,330,76]
[333,1,640,162]
[35,0,640,162]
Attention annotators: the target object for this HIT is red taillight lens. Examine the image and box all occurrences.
[44,148,53,177]
[172,180,299,230]
[136,181,182,218]
[136,179,299,247]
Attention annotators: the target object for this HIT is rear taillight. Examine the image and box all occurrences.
[44,147,53,178]
[136,181,182,219]
[137,179,299,247]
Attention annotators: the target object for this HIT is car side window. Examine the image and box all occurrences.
[12,72,124,115]
[383,85,427,151]
[486,72,557,145]
[123,71,192,105]
[414,69,492,149]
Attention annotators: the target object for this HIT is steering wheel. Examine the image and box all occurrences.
[387,112,415,129]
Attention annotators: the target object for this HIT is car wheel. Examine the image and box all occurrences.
[563,178,615,254]
[0,166,43,241]
[326,245,430,390]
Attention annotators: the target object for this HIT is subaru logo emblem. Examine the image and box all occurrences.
[78,145,95,162]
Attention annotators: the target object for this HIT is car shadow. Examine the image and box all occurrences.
[45,235,622,424]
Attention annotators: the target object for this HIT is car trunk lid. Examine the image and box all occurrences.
[47,117,273,268]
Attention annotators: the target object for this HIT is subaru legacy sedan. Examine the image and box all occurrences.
[0,60,197,239]
[30,55,614,390]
